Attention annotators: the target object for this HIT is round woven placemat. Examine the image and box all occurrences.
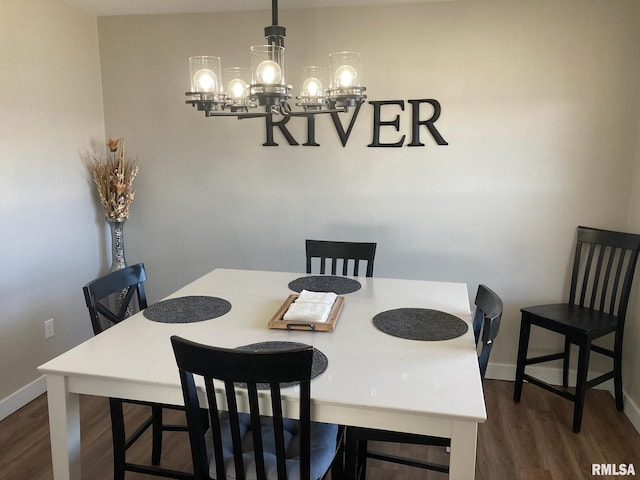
[143,296,232,323]
[236,341,328,389]
[288,275,361,294]
[372,308,468,341]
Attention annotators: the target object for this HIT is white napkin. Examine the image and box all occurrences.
[283,301,332,323]
[283,290,337,323]
[296,289,338,305]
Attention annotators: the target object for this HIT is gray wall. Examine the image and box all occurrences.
[2,0,640,430]
[0,0,105,414]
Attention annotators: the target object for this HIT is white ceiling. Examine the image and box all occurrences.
[60,0,446,16]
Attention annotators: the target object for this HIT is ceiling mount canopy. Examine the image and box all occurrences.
[185,0,366,118]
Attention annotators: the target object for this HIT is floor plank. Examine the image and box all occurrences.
[1,380,638,479]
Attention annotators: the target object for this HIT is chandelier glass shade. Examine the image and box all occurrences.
[185,0,366,118]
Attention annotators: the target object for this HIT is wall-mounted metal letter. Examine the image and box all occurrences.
[303,114,320,147]
[263,114,300,146]
[368,100,406,147]
[329,102,363,147]
[407,99,448,146]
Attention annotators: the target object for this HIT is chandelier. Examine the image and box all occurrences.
[185,0,366,118]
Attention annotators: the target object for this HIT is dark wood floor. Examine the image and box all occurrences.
[1,380,639,479]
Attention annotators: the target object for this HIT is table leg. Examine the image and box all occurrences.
[47,374,81,480]
[449,420,478,480]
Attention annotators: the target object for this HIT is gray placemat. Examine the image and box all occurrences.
[288,275,361,294]
[143,296,231,323]
[236,341,328,389]
[372,308,468,341]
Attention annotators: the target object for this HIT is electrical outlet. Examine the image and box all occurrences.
[44,318,54,339]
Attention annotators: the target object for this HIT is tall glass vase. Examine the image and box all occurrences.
[108,217,127,272]
[107,217,133,318]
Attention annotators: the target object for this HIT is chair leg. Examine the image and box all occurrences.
[330,438,345,480]
[344,430,359,480]
[513,317,531,402]
[331,454,345,480]
[357,439,367,480]
[562,338,571,388]
[572,341,591,433]
[109,398,126,480]
[613,331,624,411]
[151,405,163,465]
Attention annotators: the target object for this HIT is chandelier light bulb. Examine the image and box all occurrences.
[335,65,357,88]
[329,52,362,93]
[194,69,218,92]
[303,77,322,97]
[223,67,251,103]
[228,78,248,98]
[256,60,282,84]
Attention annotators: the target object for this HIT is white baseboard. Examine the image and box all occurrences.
[620,390,640,434]
[485,362,640,433]
[0,375,47,422]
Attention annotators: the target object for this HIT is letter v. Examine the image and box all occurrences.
[329,102,363,147]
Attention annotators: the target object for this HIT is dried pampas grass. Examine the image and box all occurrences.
[85,138,138,219]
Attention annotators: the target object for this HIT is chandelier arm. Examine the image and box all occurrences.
[235,113,273,119]
[286,108,348,117]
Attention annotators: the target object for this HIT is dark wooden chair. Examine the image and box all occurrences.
[514,226,640,433]
[305,240,377,277]
[345,284,503,478]
[170,336,344,480]
[83,263,192,480]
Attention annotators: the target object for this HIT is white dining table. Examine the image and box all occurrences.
[39,268,486,480]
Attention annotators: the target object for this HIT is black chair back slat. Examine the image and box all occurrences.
[299,378,312,480]
[589,243,607,310]
[599,246,616,312]
[117,285,138,318]
[247,384,267,480]
[95,302,121,326]
[178,369,211,479]
[269,384,287,480]
[577,242,596,307]
[222,380,246,480]
[202,377,226,480]
[306,239,377,277]
[607,248,624,314]
[171,337,316,480]
[93,285,138,327]
[351,260,360,276]
[569,240,583,305]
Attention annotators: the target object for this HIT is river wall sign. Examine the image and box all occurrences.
[261,99,448,147]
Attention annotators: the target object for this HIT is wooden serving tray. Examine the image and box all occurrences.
[268,294,344,332]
